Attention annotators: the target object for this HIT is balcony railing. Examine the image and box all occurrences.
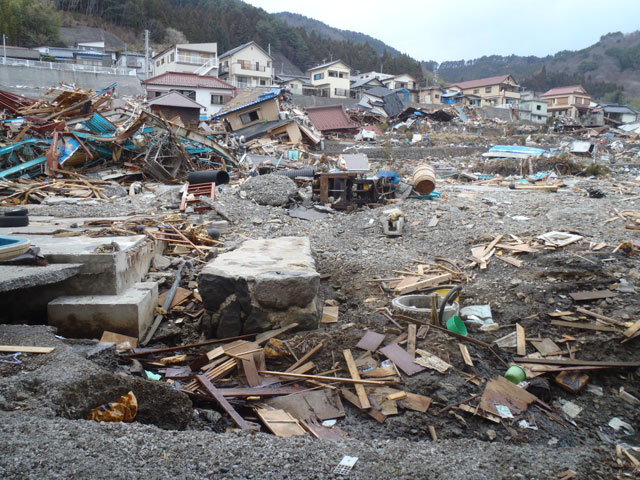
[0,57,136,76]
[177,55,216,66]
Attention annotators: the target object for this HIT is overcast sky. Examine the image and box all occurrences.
[244,0,640,63]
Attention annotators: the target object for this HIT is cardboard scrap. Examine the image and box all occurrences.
[414,349,451,374]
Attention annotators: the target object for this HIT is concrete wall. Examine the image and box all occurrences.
[291,94,356,109]
[0,64,144,98]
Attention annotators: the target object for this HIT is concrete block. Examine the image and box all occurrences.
[48,282,158,340]
[199,236,321,336]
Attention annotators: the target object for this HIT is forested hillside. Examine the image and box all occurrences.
[48,0,423,79]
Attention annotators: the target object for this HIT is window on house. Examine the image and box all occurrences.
[239,110,260,124]
[169,53,175,63]
[536,105,541,111]
[156,60,160,67]
[161,58,165,64]
[485,87,492,93]
[313,73,324,80]
[473,89,480,94]
[237,76,248,88]
[329,71,338,78]
[260,79,266,86]
[178,90,196,100]
[435,94,440,99]
[211,94,224,105]
[239,60,250,69]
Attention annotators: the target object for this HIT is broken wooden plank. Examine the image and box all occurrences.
[555,371,589,394]
[514,357,640,368]
[321,305,339,324]
[290,361,315,375]
[340,388,386,423]
[479,376,537,417]
[343,349,370,409]
[550,320,618,332]
[414,349,451,374]
[458,403,501,423]
[516,323,526,356]
[623,319,640,338]
[400,393,432,413]
[459,343,474,367]
[0,346,54,354]
[531,338,560,355]
[256,408,306,438]
[429,425,438,441]
[379,343,426,376]
[394,273,452,295]
[568,290,616,302]
[196,375,251,430]
[574,307,626,327]
[407,324,417,358]
[255,323,299,345]
[355,331,385,351]
[497,255,523,268]
[266,389,345,421]
[217,386,302,397]
[286,343,323,373]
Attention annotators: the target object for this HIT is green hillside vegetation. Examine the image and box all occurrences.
[0,0,62,47]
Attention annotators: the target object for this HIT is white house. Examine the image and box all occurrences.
[142,72,235,116]
[218,41,274,88]
[152,43,219,77]
[382,74,420,103]
[306,60,351,99]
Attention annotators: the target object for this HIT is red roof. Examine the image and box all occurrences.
[449,74,514,90]
[143,72,234,90]
[305,105,358,132]
[541,85,587,97]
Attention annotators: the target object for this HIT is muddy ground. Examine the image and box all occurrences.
[1,129,639,479]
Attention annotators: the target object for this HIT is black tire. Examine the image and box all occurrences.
[188,170,230,185]
[0,215,29,227]
[3,208,28,217]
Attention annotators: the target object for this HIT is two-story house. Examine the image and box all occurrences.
[541,85,591,120]
[382,74,420,103]
[306,60,351,99]
[218,41,274,88]
[418,85,446,104]
[142,72,235,116]
[152,43,219,77]
[448,74,520,107]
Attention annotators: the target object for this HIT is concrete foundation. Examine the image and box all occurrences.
[199,236,321,337]
[48,282,158,340]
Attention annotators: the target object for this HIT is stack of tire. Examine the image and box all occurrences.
[0,208,29,227]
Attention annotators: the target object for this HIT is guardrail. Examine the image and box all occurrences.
[0,57,136,76]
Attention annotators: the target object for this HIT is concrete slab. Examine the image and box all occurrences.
[0,234,157,295]
[0,264,83,293]
[48,282,158,340]
[199,236,321,337]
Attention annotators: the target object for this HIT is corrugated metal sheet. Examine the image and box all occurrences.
[84,113,117,134]
[305,105,357,132]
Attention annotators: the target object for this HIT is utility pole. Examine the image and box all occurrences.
[144,29,150,79]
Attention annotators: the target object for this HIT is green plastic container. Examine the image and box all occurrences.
[505,365,527,384]
[446,315,468,336]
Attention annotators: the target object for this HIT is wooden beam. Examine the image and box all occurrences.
[394,273,452,295]
[459,343,474,367]
[0,346,54,354]
[258,371,396,385]
[624,319,640,338]
[514,357,640,368]
[407,324,417,358]
[286,343,323,373]
[196,375,251,430]
[574,307,626,327]
[343,349,370,409]
[551,320,617,332]
[516,323,526,356]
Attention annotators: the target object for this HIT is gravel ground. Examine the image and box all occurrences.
[0,411,611,480]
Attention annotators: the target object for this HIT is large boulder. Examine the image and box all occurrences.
[198,237,321,337]
[239,174,297,206]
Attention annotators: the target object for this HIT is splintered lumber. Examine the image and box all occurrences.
[458,404,501,423]
[429,425,438,441]
[407,324,417,358]
[459,344,474,367]
[196,375,251,430]
[258,371,395,385]
[0,346,54,354]
[497,255,524,268]
[623,319,640,338]
[286,343,323,373]
[479,235,504,258]
[574,307,626,327]
[379,344,426,376]
[256,408,306,438]
[127,334,256,357]
[550,320,617,332]
[255,323,299,345]
[516,323,526,356]
[217,387,302,398]
[568,290,616,301]
[514,357,640,368]
[290,361,315,375]
[340,388,386,423]
[343,349,370,409]
[394,273,452,295]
